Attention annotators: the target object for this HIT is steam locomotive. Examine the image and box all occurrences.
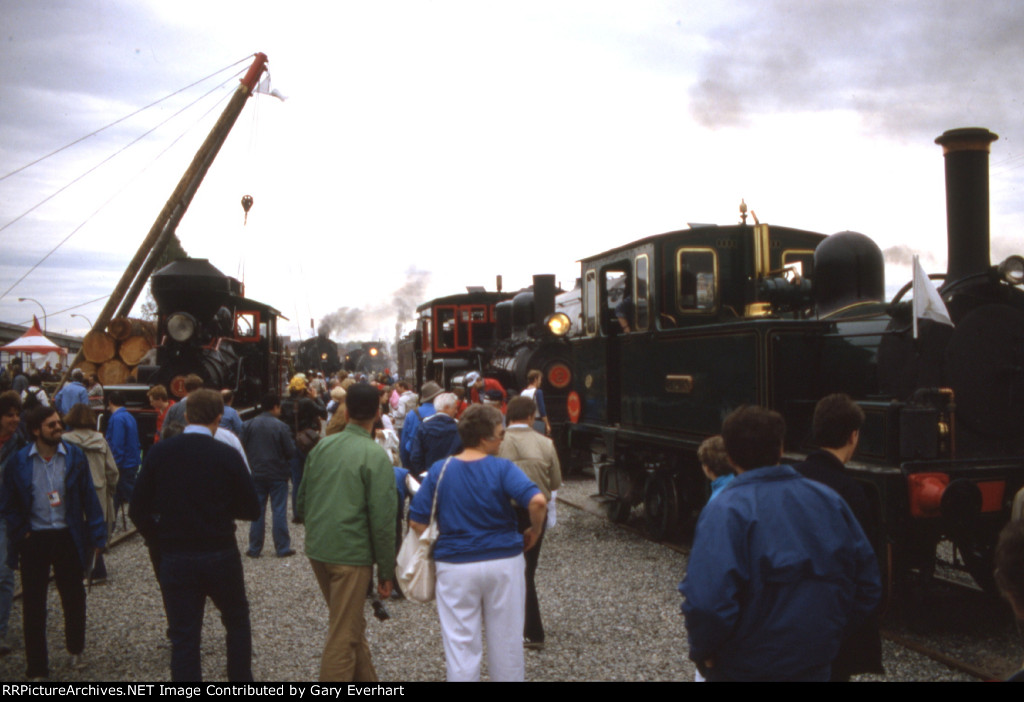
[295,335,342,377]
[123,258,285,441]
[396,277,574,410]
[564,127,1024,599]
[342,341,391,376]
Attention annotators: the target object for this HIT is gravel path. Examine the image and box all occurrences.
[0,476,995,682]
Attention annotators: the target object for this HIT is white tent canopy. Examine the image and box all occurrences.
[0,316,67,368]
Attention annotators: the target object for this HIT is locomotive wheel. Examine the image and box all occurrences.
[608,497,632,523]
[643,472,680,541]
[601,463,633,523]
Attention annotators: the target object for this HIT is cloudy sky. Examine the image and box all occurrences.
[1,0,1022,344]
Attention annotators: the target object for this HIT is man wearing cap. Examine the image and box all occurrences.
[298,383,397,681]
[281,375,327,517]
[398,381,442,469]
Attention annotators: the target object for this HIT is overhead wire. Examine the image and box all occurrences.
[13,296,109,329]
[0,55,253,184]
[0,69,245,240]
[0,86,237,302]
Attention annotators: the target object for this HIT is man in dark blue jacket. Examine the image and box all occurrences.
[105,390,139,513]
[793,394,882,680]
[679,405,880,681]
[130,389,260,682]
[408,392,461,477]
[53,369,89,417]
[1,405,106,680]
[241,394,296,558]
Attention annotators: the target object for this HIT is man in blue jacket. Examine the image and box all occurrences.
[105,391,140,514]
[1,405,106,680]
[240,394,296,558]
[408,392,461,477]
[53,368,90,417]
[679,405,881,681]
[398,381,442,468]
[130,389,259,682]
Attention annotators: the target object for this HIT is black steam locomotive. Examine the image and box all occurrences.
[342,341,391,376]
[134,257,285,416]
[295,335,342,377]
[564,127,1024,600]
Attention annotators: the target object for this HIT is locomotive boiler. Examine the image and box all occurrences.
[564,127,1024,600]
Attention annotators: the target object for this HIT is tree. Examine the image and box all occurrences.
[138,233,189,321]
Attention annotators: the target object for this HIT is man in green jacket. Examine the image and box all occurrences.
[297,383,397,682]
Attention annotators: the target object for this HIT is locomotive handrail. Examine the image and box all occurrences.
[889,273,946,306]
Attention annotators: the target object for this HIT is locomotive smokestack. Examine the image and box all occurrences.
[934,127,998,283]
[532,274,556,326]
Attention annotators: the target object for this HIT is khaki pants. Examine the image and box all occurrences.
[309,560,377,682]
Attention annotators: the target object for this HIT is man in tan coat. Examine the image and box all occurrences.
[499,396,561,649]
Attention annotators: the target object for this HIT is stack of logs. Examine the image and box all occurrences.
[76,317,157,385]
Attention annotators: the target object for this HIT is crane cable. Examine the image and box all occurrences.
[0,69,245,242]
[0,84,237,302]
[0,55,254,184]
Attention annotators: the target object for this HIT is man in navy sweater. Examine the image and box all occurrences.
[130,389,259,682]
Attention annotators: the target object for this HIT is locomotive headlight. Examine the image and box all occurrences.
[545,313,571,336]
[997,255,1024,285]
[166,312,197,342]
[369,347,379,357]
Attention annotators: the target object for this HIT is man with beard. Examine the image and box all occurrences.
[1,405,106,679]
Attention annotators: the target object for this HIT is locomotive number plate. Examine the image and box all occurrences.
[665,374,694,394]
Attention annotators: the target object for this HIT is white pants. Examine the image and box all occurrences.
[435,554,526,682]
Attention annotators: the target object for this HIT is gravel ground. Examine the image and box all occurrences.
[0,475,1002,682]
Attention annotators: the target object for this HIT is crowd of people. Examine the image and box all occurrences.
[0,359,1021,683]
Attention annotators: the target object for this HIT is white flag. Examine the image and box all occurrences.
[912,255,953,338]
[256,74,287,101]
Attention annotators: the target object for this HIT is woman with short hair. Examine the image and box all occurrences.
[408,404,547,682]
[62,403,118,581]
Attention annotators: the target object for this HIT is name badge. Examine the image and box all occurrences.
[47,490,62,508]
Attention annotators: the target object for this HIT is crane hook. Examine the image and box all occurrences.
[241,195,254,225]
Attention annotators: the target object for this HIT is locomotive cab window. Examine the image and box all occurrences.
[676,248,717,314]
[436,306,456,350]
[601,265,632,334]
[234,311,260,342]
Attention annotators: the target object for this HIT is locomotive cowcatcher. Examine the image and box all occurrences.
[565,127,1024,601]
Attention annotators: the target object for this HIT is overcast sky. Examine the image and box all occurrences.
[2,0,1022,344]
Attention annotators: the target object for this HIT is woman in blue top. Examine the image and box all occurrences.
[409,404,547,682]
